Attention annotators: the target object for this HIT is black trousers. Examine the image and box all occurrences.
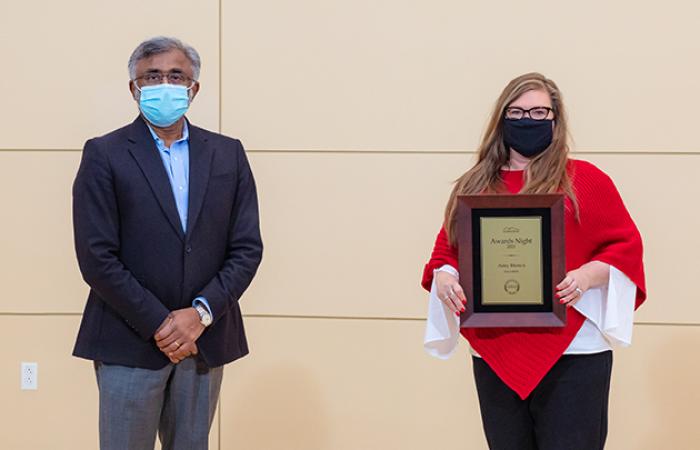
[473,351,613,450]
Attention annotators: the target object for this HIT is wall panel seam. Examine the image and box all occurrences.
[0,149,82,152]
[218,0,223,135]
[2,149,700,155]
[1,312,698,327]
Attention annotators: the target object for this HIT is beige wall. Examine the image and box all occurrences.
[1,1,699,449]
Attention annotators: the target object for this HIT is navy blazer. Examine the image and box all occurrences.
[72,117,263,369]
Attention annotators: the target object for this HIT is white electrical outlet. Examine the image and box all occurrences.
[21,362,38,390]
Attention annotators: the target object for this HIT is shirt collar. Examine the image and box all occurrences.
[145,121,190,149]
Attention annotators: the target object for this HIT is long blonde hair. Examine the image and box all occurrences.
[444,72,577,246]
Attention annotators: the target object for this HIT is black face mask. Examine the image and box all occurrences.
[503,118,553,158]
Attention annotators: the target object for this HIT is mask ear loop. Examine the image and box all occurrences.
[186,80,196,102]
[132,80,143,101]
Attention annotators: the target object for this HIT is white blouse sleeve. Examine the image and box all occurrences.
[423,264,461,359]
[571,265,637,347]
[424,264,638,359]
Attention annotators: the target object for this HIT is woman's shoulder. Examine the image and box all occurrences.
[567,158,619,197]
[567,158,614,183]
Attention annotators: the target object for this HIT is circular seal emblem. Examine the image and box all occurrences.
[504,279,520,295]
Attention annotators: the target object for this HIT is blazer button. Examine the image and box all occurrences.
[186,246,192,254]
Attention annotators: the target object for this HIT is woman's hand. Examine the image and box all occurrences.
[556,261,610,307]
[435,270,467,316]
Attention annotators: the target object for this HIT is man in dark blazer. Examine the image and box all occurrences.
[72,36,262,450]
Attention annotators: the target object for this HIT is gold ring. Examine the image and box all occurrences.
[174,341,180,348]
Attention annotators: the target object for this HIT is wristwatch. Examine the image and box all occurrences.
[194,304,213,327]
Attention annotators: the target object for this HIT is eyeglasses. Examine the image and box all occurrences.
[504,106,554,121]
[133,72,195,88]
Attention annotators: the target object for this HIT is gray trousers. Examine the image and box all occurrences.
[94,357,223,450]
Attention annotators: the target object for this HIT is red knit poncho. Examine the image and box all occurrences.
[422,159,646,399]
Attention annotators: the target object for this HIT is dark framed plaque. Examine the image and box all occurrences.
[456,194,566,328]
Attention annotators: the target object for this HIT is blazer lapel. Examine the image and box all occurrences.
[126,117,186,241]
[186,123,214,239]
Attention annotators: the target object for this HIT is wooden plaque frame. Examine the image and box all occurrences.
[456,194,566,328]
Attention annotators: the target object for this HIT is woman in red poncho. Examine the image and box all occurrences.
[422,73,646,450]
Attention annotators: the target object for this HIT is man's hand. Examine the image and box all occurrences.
[154,308,205,363]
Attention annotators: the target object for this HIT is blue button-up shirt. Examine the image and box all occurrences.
[147,123,190,232]
[146,122,213,321]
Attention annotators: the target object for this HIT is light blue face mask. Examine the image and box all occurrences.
[137,84,191,127]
